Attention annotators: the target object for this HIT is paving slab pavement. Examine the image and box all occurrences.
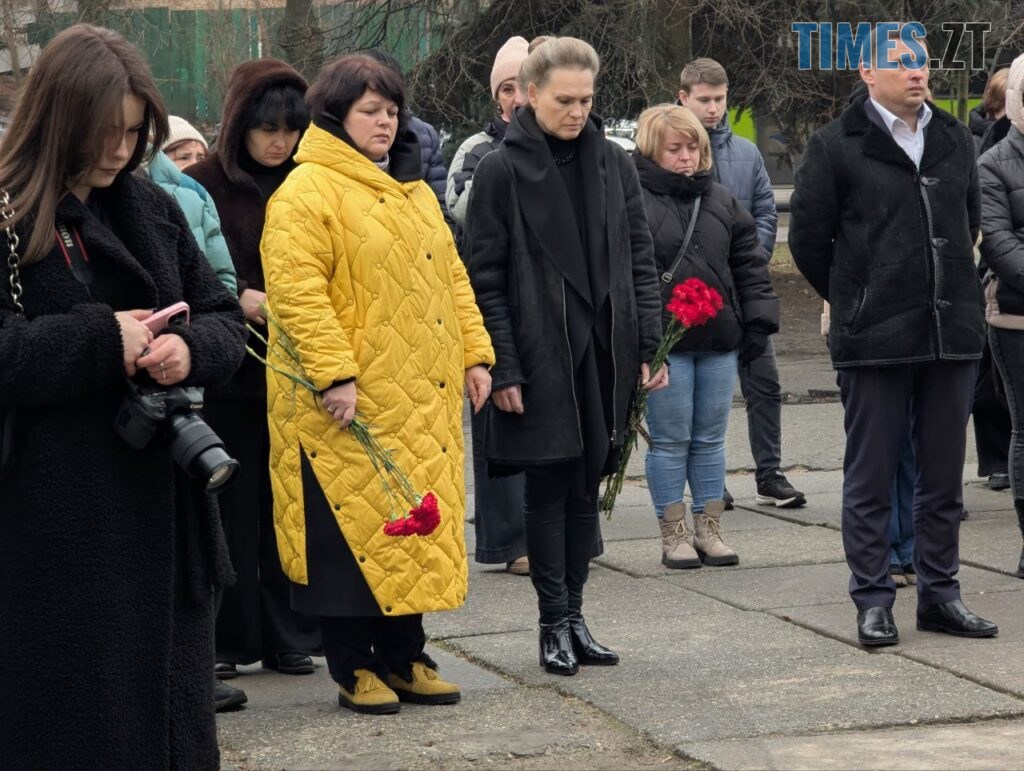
[218,312,1024,768]
[679,719,1024,770]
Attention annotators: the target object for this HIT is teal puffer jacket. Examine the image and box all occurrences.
[145,149,238,294]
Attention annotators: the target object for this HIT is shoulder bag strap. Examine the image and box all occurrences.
[660,195,702,286]
[1,189,23,315]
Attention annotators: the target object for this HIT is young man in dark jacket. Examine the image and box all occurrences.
[678,58,805,509]
[789,32,998,646]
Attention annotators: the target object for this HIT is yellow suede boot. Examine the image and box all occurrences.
[387,662,461,705]
[337,669,400,715]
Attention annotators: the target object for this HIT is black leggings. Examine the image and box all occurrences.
[523,461,600,624]
[988,327,1024,528]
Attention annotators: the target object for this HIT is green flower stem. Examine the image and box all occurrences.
[245,314,423,521]
[600,319,686,518]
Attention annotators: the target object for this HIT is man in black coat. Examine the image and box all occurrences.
[789,32,998,646]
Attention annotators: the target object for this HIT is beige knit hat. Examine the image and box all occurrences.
[490,36,529,98]
[162,115,208,152]
[1007,53,1024,135]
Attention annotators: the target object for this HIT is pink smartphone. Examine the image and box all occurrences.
[143,301,190,334]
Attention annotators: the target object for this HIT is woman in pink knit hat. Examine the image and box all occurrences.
[445,36,530,576]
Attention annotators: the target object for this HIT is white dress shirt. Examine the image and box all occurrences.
[869,97,933,168]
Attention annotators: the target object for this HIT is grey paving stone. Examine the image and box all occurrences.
[448,605,1024,745]
[773,589,1024,696]
[600,504,793,545]
[959,517,1024,574]
[663,562,1023,611]
[680,719,1024,770]
[595,524,844,578]
[217,650,670,770]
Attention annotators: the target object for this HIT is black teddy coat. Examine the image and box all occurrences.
[0,174,246,767]
[789,95,984,368]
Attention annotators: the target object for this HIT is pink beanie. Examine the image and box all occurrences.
[490,36,529,98]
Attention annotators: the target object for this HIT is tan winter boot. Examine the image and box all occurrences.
[693,500,739,566]
[659,502,702,569]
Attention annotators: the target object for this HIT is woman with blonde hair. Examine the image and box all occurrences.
[633,104,777,570]
[465,36,667,676]
[0,24,246,766]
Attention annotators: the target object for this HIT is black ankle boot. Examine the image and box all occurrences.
[538,618,579,676]
[568,611,619,665]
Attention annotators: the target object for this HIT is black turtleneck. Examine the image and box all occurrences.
[544,131,586,246]
[238,148,295,201]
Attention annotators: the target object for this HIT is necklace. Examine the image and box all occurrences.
[551,149,576,166]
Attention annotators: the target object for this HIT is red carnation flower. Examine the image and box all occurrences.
[668,278,723,328]
[409,492,441,535]
[383,491,441,537]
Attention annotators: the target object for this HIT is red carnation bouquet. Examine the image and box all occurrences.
[247,313,439,537]
[600,277,723,516]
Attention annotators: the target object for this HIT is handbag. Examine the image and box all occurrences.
[659,195,702,299]
[1,188,23,479]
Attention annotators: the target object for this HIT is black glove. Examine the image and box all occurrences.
[738,330,768,364]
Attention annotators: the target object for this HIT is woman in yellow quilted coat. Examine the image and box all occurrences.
[261,54,494,715]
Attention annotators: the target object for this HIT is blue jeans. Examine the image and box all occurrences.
[646,351,738,517]
[888,418,915,568]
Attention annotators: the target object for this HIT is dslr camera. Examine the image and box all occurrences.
[114,382,239,494]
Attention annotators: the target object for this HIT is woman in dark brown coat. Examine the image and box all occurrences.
[188,59,322,680]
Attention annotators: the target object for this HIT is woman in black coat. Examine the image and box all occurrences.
[188,58,322,679]
[978,54,1024,578]
[0,25,246,767]
[632,104,778,571]
[465,36,667,676]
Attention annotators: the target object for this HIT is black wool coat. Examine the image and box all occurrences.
[789,96,984,368]
[634,154,778,353]
[979,126,1024,316]
[0,174,246,768]
[464,108,662,466]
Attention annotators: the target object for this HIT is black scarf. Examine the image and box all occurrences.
[633,152,713,199]
[502,106,611,359]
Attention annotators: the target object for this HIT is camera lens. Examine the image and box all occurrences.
[167,414,240,493]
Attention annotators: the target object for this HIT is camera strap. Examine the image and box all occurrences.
[54,222,93,289]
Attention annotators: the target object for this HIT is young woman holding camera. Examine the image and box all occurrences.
[0,25,246,768]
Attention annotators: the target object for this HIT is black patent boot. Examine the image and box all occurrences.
[568,611,619,666]
[538,618,579,676]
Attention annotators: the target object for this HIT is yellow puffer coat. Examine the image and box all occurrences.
[260,124,494,616]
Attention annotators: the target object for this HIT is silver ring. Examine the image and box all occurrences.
[159,362,167,380]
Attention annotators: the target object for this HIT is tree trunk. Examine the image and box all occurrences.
[277,0,323,78]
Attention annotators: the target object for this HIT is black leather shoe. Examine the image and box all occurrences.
[538,619,579,676]
[917,599,999,638]
[214,677,247,712]
[568,612,619,666]
[214,661,238,680]
[856,606,899,647]
[262,653,315,675]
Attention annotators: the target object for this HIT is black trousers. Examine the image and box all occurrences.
[989,328,1024,522]
[523,460,600,624]
[320,615,429,690]
[738,337,784,481]
[838,361,976,609]
[204,397,321,663]
[972,340,1011,478]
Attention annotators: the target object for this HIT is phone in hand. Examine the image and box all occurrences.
[143,301,190,334]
